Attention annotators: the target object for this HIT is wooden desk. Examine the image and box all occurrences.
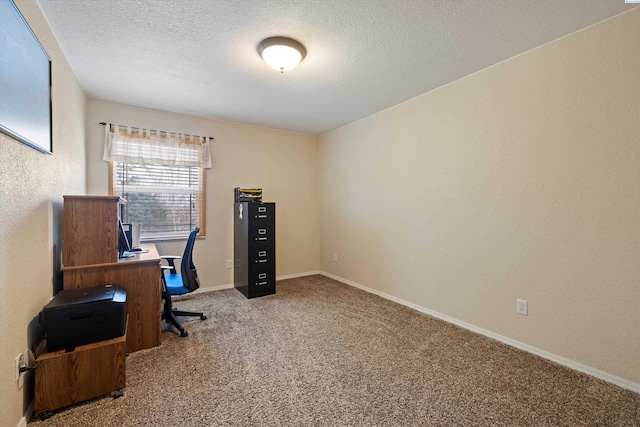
[63,244,161,353]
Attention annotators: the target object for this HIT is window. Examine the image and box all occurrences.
[103,124,211,241]
[111,162,205,240]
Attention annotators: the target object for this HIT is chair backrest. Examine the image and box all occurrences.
[180,228,201,292]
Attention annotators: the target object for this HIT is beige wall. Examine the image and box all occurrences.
[86,99,320,288]
[0,0,87,425]
[318,9,640,388]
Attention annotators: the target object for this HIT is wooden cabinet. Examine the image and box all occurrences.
[63,196,123,267]
[62,196,162,353]
[234,202,276,298]
[35,323,126,415]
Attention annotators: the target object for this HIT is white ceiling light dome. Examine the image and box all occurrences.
[258,36,306,73]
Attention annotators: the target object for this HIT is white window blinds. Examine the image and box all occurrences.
[113,162,204,240]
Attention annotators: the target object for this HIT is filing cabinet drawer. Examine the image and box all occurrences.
[250,226,274,243]
[248,269,274,287]
[247,269,275,297]
[248,203,275,227]
[250,247,272,265]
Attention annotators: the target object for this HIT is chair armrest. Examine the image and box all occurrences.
[160,255,181,274]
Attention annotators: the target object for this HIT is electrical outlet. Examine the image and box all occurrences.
[333,253,338,262]
[226,260,232,269]
[517,299,528,316]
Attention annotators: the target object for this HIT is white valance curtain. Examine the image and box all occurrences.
[102,124,212,168]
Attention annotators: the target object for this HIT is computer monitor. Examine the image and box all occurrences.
[118,219,132,257]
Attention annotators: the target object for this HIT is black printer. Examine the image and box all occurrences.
[40,284,127,352]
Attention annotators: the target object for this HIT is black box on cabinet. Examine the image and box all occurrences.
[40,284,127,352]
[234,201,276,298]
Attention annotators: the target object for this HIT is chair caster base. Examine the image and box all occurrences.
[180,330,188,337]
[200,314,207,320]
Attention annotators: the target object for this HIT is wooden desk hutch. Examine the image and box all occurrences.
[61,196,162,353]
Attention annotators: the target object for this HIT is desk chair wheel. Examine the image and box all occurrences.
[180,330,188,337]
[200,314,207,320]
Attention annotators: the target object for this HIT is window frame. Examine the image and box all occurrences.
[108,161,206,241]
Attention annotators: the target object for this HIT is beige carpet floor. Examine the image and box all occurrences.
[30,275,639,426]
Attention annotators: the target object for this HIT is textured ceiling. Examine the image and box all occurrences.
[36,0,637,135]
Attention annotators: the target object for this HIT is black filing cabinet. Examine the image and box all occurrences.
[234,202,276,298]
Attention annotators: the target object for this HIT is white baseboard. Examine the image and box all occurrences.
[320,271,640,394]
[192,283,234,294]
[190,271,322,296]
[16,400,33,427]
[277,270,321,280]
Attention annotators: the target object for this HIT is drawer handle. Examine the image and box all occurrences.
[256,215,268,219]
[258,207,267,213]
[258,273,267,279]
[255,259,268,263]
[258,251,267,257]
[256,281,268,286]
[258,229,266,235]
[255,237,267,241]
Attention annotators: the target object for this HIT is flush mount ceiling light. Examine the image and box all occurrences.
[257,36,306,73]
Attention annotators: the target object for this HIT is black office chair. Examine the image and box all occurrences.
[160,227,206,337]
